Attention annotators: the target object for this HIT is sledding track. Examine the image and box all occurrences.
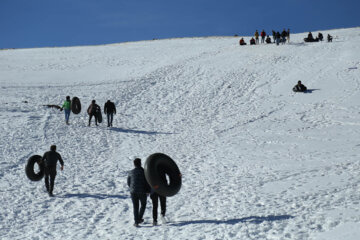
[0,28,359,239]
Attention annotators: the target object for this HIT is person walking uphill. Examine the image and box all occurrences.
[127,158,151,227]
[42,145,64,197]
[62,96,71,125]
[104,100,116,127]
[87,100,100,126]
[150,168,167,226]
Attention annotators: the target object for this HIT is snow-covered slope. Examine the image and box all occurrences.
[0,28,359,240]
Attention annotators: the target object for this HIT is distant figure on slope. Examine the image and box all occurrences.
[254,30,259,44]
[42,145,64,197]
[87,100,101,126]
[239,38,247,45]
[293,80,307,92]
[104,100,116,127]
[272,30,276,43]
[308,32,314,40]
[61,96,71,125]
[250,38,256,45]
[127,158,151,227]
[287,29,290,43]
[276,32,281,45]
[266,35,272,44]
[261,30,266,43]
[304,32,319,42]
[318,32,324,41]
[281,29,287,44]
[327,34,333,42]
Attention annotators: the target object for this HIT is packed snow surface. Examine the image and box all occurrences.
[1,28,360,240]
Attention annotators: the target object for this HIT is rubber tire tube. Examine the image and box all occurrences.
[144,153,182,197]
[71,97,81,114]
[25,155,45,181]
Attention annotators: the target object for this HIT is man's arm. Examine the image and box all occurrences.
[57,153,64,170]
[127,174,131,187]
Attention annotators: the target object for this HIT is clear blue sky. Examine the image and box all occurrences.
[0,0,359,48]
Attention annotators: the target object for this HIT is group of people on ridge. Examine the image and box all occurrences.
[40,145,167,227]
[304,32,333,42]
[61,97,116,127]
[239,29,290,46]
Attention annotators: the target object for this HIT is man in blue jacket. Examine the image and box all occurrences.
[127,158,151,227]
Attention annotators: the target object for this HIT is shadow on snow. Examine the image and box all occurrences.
[304,89,320,93]
[108,127,175,135]
[169,215,294,226]
[61,193,127,200]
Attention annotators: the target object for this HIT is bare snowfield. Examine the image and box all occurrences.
[0,28,359,239]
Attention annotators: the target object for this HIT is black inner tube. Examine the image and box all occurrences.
[71,97,81,114]
[144,153,182,197]
[25,155,45,181]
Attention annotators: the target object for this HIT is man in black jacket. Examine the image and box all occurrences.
[104,100,116,127]
[42,145,64,197]
[293,81,307,92]
[281,29,287,44]
[127,158,151,227]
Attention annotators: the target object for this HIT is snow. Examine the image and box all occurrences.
[0,27,359,239]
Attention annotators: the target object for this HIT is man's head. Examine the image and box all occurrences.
[92,100,96,104]
[134,158,141,167]
[66,96,70,100]
[298,81,302,84]
[50,145,57,151]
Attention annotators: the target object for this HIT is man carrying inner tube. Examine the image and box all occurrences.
[150,166,167,225]
[127,158,151,227]
[42,145,64,197]
[87,100,100,126]
[150,188,166,226]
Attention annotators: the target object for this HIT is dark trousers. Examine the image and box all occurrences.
[131,193,147,224]
[150,192,166,221]
[44,168,57,194]
[88,113,98,125]
[107,113,113,127]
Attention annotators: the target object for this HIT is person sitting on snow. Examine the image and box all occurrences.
[293,80,307,92]
[327,34,333,42]
[250,38,256,45]
[239,38,247,45]
[265,35,272,44]
[307,32,314,41]
[318,32,324,41]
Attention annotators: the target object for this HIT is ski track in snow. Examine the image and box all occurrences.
[1,28,360,239]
